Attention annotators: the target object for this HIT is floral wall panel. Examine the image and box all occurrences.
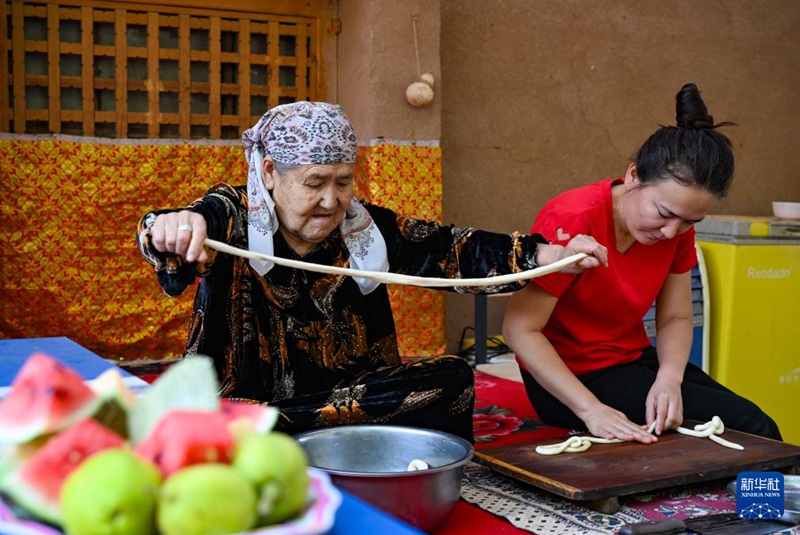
[0,136,245,362]
[356,142,446,357]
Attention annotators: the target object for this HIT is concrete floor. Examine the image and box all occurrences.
[475,353,522,383]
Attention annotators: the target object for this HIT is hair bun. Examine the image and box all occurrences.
[676,83,714,128]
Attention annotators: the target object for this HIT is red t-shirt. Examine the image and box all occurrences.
[531,178,697,375]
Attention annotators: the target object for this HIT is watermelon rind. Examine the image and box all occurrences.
[0,399,102,446]
[89,369,139,439]
[0,445,22,486]
[90,398,130,439]
[128,356,221,445]
[89,369,137,409]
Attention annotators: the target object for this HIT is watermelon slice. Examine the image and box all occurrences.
[88,368,138,439]
[221,398,279,436]
[0,353,100,444]
[1,419,125,525]
[134,409,235,478]
[128,356,220,445]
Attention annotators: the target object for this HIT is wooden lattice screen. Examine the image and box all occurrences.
[0,0,331,139]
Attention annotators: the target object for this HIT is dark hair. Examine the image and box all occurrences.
[633,83,735,198]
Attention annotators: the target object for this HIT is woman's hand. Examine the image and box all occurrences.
[645,376,684,436]
[647,271,691,435]
[537,234,608,274]
[581,403,657,444]
[148,211,209,263]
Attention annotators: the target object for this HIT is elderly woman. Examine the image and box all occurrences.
[137,101,606,442]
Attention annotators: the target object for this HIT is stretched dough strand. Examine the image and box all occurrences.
[204,238,588,288]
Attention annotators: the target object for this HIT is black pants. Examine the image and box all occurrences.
[271,355,476,443]
[520,346,782,440]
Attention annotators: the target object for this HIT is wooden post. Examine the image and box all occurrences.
[146,11,159,138]
[11,1,26,133]
[295,22,307,102]
[81,5,95,136]
[308,20,319,101]
[178,13,190,139]
[47,3,60,133]
[267,20,279,109]
[209,16,220,139]
[0,1,10,131]
[114,8,127,137]
[238,19,251,132]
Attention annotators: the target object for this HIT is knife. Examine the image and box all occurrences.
[618,512,791,535]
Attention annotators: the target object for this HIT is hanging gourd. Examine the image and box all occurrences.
[405,16,435,107]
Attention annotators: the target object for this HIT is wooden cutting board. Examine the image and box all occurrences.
[475,424,800,513]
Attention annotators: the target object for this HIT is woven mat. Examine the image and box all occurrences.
[461,462,800,535]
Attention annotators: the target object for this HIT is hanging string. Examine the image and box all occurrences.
[412,16,421,79]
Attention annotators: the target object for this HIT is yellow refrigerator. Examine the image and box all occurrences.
[696,216,800,445]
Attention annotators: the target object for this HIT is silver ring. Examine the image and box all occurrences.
[177,224,193,232]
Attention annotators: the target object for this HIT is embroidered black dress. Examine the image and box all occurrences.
[137,183,547,441]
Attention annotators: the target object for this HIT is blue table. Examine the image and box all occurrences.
[0,337,424,535]
[0,336,151,398]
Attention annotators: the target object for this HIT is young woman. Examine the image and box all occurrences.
[503,83,781,443]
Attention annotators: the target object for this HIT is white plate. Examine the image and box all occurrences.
[0,467,341,535]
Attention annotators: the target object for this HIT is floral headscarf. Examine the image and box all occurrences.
[241,101,388,294]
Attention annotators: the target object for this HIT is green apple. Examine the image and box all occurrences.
[157,463,257,535]
[232,432,310,525]
[61,448,161,535]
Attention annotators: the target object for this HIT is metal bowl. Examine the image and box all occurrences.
[295,425,474,532]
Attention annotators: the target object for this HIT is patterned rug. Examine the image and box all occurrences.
[472,369,565,448]
[457,371,799,535]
